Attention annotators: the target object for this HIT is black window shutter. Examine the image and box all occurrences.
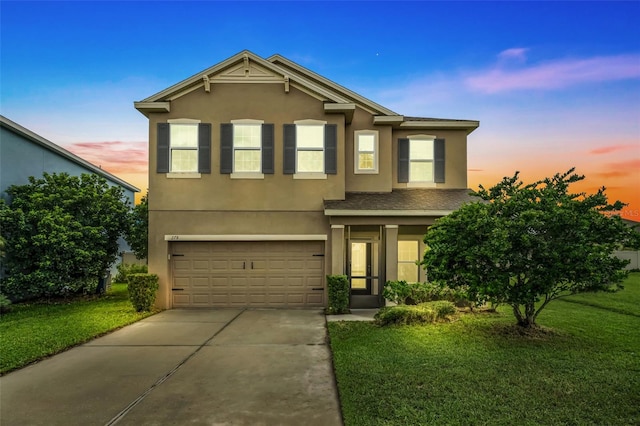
[283,124,296,174]
[434,138,445,183]
[157,123,170,173]
[324,124,337,175]
[398,138,409,183]
[262,124,274,174]
[220,123,233,174]
[198,123,211,174]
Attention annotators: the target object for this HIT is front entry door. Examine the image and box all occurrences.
[349,241,379,296]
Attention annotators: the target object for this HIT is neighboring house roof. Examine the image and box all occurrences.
[0,115,140,193]
[134,50,479,134]
[324,189,477,216]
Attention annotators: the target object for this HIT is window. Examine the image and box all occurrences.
[283,120,337,177]
[354,130,378,174]
[398,136,445,184]
[409,138,434,182]
[397,240,419,283]
[170,124,199,172]
[233,123,261,173]
[157,120,211,175]
[220,120,274,177]
[296,124,324,173]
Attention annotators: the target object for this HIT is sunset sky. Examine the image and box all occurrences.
[1,1,639,216]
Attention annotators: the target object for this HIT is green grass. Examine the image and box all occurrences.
[328,273,640,426]
[0,284,155,374]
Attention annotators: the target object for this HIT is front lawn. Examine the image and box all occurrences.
[0,284,155,374]
[328,273,640,425]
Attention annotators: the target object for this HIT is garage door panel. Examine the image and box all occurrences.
[173,259,191,270]
[171,241,325,308]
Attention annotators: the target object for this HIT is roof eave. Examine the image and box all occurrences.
[373,116,480,134]
[134,102,171,117]
[324,103,356,124]
[267,54,400,116]
[324,209,454,217]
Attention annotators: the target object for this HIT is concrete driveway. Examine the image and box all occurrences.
[0,309,343,426]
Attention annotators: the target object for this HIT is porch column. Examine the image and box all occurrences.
[331,225,345,275]
[385,225,399,282]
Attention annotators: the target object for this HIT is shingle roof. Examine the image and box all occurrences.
[324,189,478,216]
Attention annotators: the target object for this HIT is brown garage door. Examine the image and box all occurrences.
[171,241,325,308]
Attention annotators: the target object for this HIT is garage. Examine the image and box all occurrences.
[170,241,325,308]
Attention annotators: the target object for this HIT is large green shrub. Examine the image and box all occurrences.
[127,273,159,312]
[374,301,456,326]
[423,169,640,327]
[326,274,350,314]
[114,263,148,283]
[0,173,130,300]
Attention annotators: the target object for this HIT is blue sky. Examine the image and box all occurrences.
[1,1,639,214]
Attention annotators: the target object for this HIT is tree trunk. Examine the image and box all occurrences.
[513,303,537,328]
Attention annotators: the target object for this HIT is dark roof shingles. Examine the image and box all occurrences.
[324,189,477,212]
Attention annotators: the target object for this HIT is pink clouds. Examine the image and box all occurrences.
[465,53,640,94]
[65,141,148,175]
[588,144,638,155]
[595,159,640,179]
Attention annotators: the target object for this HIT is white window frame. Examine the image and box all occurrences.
[294,119,327,179]
[230,119,264,179]
[167,118,201,178]
[354,130,379,174]
[407,134,436,187]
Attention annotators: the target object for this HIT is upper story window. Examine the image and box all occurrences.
[409,137,434,182]
[354,130,379,174]
[398,135,445,185]
[283,120,337,178]
[296,124,325,173]
[170,123,199,172]
[157,119,211,176]
[220,120,274,178]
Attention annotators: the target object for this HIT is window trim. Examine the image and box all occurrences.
[230,119,265,179]
[354,130,379,174]
[166,118,201,176]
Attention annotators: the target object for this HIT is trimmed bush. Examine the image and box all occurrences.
[127,273,159,312]
[114,263,148,283]
[383,280,471,306]
[374,300,456,326]
[327,274,350,314]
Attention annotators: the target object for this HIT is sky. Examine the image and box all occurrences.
[1,1,639,217]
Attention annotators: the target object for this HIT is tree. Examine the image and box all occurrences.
[0,173,131,300]
[126,192,148,260]
[422,169,640,328]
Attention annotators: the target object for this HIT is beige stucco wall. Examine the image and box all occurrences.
[391,129,469,189]
[345,107,393,192]
[147,83,346,212]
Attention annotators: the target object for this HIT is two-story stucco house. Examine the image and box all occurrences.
[135,50,479,310]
